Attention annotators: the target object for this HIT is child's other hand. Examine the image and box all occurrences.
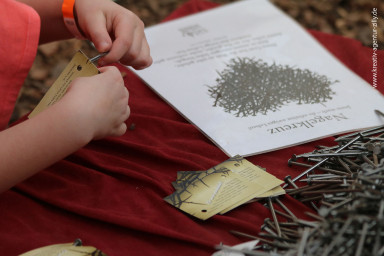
[63,66,129,140]
[75,0,152,69]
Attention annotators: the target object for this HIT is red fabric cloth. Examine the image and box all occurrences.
[1,1,384,255]
[0,0,40,130]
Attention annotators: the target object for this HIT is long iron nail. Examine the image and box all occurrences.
[89,52,109,63]
[290,134,362,184]
[284,175,298,189]
[275,198,298,220]
[287,159,349,176]
[267,197,282,237]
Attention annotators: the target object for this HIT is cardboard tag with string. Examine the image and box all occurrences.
[28,50,99,118]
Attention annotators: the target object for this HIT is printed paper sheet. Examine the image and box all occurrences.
[131,0,384,156]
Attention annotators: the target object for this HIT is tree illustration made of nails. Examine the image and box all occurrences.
[208,58,338,117]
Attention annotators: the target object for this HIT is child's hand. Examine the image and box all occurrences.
[75,0,152,69]
[63,66,130,140]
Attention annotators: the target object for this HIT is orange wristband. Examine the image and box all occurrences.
[62,0,85,39]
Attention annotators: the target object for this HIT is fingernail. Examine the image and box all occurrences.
[99,41,110,52]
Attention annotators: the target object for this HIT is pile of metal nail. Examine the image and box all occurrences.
[220,125,384,255]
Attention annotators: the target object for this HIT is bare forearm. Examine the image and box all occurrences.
[16,0,73,43]
[0,100,92,193]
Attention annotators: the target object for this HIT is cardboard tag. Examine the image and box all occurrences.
[164,156,284,220]
[217,157,283,214]
[19,243,105,256]
[28,50,99,118]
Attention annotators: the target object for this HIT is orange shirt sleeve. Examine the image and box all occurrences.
[0,0,40,130]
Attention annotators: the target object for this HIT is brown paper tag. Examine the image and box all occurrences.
[164,156,284,220]
[28,50,99,118]
[19,242,106,256]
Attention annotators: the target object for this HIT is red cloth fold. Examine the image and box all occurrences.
[1,1,383,255]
